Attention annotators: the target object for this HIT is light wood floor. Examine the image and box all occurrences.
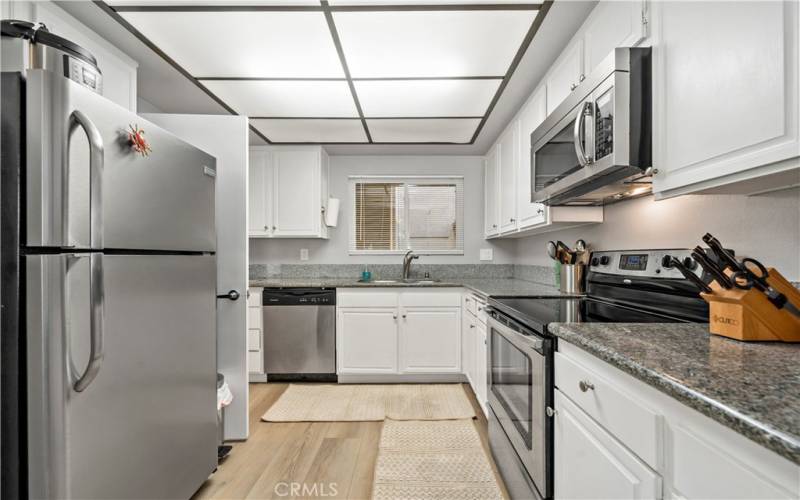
[192,383,508,500]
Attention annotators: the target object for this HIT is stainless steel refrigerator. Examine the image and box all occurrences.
[2,64,218,498]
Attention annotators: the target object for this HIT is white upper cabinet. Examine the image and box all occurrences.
[248,146,329,239]
[248,149,272,236]
[498,123,519,234]
[546,40,585,116]
[651,0,799,197]
[517,86,548,229]
[582,0,647,76]
[484,147,500,238]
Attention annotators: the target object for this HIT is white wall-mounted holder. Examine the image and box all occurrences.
[324,197,340,227]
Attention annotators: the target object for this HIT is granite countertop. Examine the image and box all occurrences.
[549,322,800,465]
[249,277,568,299]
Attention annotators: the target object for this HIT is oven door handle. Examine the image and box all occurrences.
[487,314,545,355]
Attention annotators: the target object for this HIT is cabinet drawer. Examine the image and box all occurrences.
[248,351,263,373]
[247,329,261,352]
[248,287,262,307]
[337,289,398,308]
[556,352,662,469]
[248,307,262,329]
[400,289,461,307]
[464,294,477,315]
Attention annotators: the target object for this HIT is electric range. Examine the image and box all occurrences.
[485,249,712,500]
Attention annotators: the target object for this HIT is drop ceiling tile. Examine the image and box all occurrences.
[202,80,358,117]
[367,118,480,143]
[333,10,537,78]
[118,11,343,77]
[251,119,368,142]
[355,79,499,117]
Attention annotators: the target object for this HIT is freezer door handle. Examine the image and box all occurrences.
[70,253,105,392]
[68,109,104,248]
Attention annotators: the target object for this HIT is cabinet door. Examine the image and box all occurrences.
[484,148,500,237]
[554,390,662,500]
[247,149,272,236]
[517,86,548,229]
[583,0,646,77]
[546,40,584,116]
[462,305,475,386]
[652,1,799,196]
[498,123,519,233]
[273,150,321,237]
[319,148,330,239]
[400,307,461,373]
[337,308,398,373]
[475,321,488,410]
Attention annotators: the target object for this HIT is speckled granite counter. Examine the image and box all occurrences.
[549,323,800,465]
[248,277,569,298]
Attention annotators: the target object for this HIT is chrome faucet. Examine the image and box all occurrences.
[402,250,419,280]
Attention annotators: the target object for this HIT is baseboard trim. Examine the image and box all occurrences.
[249,373,268,383]
[337,373,468,384]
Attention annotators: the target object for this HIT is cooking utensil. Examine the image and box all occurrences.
[556,241,575,265]
[730,258,800,319]
[669,257,712,293]
[691,247,733,289]
[546,241,557,261]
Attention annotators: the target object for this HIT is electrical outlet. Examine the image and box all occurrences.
[480,248,493,261]
[300,248,309,261]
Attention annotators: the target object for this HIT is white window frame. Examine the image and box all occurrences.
[348,175,465,256]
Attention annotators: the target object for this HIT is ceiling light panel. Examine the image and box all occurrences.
[367,118,480,143]
[333,10,537,78]
[329,0,536,4]
[355,79,499,117]
[118,11,343,78]
[251,119,368,143]
[110,1,320,4]
[202,80,358,117]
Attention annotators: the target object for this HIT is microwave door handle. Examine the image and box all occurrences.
[573,101,590,167]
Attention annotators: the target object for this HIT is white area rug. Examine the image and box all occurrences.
[261,384,476,422]
[372,419,504,500]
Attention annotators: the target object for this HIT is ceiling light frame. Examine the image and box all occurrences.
[97,0,552,145]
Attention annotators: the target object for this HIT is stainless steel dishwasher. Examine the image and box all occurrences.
[262,288,336,382]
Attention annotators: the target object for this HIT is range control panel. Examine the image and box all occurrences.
[589,249,703,279]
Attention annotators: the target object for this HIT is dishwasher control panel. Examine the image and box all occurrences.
[262,288,336,306]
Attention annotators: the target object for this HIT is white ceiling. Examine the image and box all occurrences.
[109,1,546,145]
[57,0,596,153]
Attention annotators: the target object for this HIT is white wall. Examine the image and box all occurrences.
[249,155,517,265]
[514,190,800,281]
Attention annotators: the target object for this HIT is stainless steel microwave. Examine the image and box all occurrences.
[531,47,652,206]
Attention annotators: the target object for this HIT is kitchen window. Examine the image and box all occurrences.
[349,177,464,255]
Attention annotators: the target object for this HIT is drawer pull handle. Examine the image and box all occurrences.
[579,380,595,392]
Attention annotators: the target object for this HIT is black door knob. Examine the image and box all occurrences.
[217,290,240,301]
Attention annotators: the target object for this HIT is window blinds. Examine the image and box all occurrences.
[350,177,464,254]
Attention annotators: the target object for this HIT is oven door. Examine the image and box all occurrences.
[487,311,552,499]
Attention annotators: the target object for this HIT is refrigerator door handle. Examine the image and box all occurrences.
[68,109,104,248]
[70,253,105,392]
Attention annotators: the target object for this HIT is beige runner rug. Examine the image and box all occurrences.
[261,384,475,422]
[372,419,504,500]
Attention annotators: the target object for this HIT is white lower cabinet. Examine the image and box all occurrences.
[336,289,461,377]
[400,307,461,373]
[556,343,800,500]
[474,321,488,409]
[462,292,488,415]
[554,390,662,500]
[247,288,264,379]
[337,308,398,374]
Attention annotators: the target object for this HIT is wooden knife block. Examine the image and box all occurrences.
[700,268,800,342]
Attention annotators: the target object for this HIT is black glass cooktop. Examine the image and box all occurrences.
[488,296,698,333]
